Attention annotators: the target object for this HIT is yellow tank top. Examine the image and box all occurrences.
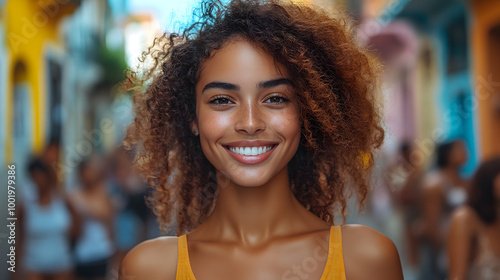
[176,226,346,280]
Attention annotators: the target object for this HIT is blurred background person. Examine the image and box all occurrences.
[387,142,425,270]
[448,156,500,280]
[419,139,469,280]
[22,139,63,202]
[70,156,115,280]
[18,157,80,280]
[108,146,152,269]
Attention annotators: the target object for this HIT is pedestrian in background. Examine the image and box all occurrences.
[18,158,80,280]
[448,156,500,280]
[419,140,468,280]
[70,156,115,280]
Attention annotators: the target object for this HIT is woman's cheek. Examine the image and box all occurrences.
[270,109,300,138]
[198,109,233,137]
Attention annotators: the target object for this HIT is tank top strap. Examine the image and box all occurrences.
[332,226,346,279]
[320,226,346,280]
[176,235,197,279]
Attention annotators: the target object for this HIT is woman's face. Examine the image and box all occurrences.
[80,157,106,187]
[450,141,468,167]
[195,38,301,187]
[31,170,51,194]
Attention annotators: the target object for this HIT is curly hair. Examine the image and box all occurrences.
[435,140,460,169]
[123,0,384,236]
[468,157,500,224]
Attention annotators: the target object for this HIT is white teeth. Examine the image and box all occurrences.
[229,146,273,156]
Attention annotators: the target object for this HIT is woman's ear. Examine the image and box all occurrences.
[191,121,199,136]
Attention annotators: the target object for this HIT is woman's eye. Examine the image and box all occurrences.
[265,96,289,104]
[209,97,233,105]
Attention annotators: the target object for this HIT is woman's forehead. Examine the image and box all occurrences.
[196,38,290,88]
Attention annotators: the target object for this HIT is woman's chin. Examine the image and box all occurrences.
[218,167,287,188]
[212,158,291,188]
[228,176,272,188]
[214,169,270,188]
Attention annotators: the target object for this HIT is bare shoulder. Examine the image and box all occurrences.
[451,205,478,222]
[119,236,179,280]
[450,206,480,231]
[342,224,403,280]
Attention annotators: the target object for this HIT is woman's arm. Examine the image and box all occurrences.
[343,225,404,280]
[447,206,476,280]
[63,194,82,247]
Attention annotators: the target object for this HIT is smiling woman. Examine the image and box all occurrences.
[119,1,403,280]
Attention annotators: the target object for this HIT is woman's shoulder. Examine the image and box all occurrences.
[120,236,179,280]
[341,224,403,280]
[451,205,479,219]
[450,205,481,230]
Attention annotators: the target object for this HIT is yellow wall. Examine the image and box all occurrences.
[4,0,76,161]
[471,0,500,159]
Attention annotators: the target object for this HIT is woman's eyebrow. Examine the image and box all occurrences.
[201,78,292,94]
[258,78,292,89]
[202,82,240,93]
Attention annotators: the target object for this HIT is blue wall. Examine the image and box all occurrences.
[433,4,478,176]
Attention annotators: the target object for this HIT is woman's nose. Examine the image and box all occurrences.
[234,103,266,135]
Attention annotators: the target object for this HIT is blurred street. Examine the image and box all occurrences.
[1,0,500,279]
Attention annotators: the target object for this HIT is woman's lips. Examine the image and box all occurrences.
[223,141,278,165]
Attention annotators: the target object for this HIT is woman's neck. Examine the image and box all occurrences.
[38,190,52,206]
[196,166,327,246]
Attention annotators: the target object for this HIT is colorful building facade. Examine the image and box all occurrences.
[360,0,481,175]
[1,0,131,190]
[1,0,79,172]
[471,0,500,159]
